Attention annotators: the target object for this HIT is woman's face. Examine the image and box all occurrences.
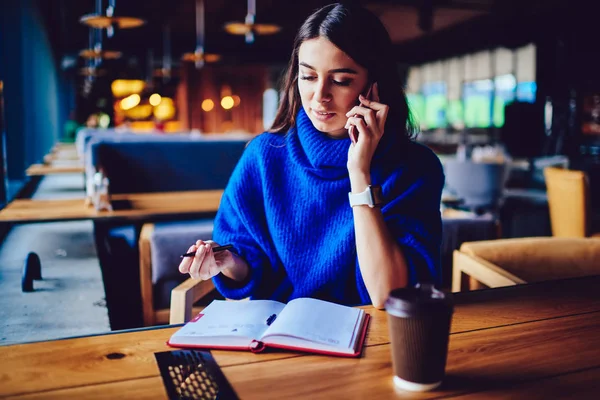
[297,37,369,138]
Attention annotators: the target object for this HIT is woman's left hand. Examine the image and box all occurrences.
[345,82,389,175]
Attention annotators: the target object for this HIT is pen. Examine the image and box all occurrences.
[180,244,234,258]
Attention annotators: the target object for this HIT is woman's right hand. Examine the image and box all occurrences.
[178,240,235,280]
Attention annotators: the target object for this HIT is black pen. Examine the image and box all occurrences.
[180,244,234,258]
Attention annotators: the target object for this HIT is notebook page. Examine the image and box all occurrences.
[261,298,363,349]
[173,299,285,341]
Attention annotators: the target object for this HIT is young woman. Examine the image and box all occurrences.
[179,2,444,308]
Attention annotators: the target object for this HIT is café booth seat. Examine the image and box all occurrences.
[452,237,600,292]
[90,138,248,330]
[82,132,212,194]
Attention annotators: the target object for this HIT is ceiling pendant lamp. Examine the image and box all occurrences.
[182,0,221,69]
[79,3,110,62]
[154,24,176,82]
[79,47,122,60]
[79,67,106,77]
[80,0,146,33]
[224,0,281,44]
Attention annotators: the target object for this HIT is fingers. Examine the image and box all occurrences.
[178,244,197,273]
[357,94,388,133]
[345,116,369,141]
[199,244,216,280]
[188,244,209,279]
[349,125,358,144]
[345,106,377,128]
[180,239,224,281]
[358,94,388,113]
[205,247,223,279]
[371,82,380,102]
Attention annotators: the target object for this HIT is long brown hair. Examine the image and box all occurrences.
[268,2,416,141]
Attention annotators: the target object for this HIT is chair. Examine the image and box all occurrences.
[139,220,221,326]
[440,209,499,288]
[444,159,508,211]
[543,167,600,238]
[170,277,212,324]
[170,274,251,324]
[452,237,600,292]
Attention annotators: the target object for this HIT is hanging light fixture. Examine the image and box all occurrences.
[153,23,175,82]
[182,0,221,68]
[80,0,146,32]
[79,67,107,77]
[79,48,122,60]
[144,48,156,92]
[224,0,281,44]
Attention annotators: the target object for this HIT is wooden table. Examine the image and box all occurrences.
[0,190,224,223]
[27,144,83,176]
[1,276,598,399]
[0,192,473,225]
[26,163,85,176]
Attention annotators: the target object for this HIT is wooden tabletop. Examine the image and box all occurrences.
[0,192,475,225]
[28,145,83,175]
[0,276,598,399]
[26,163,85,176]
[0,190,223,223]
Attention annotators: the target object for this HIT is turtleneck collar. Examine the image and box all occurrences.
[287,106,351,180]
[287,106,403,180]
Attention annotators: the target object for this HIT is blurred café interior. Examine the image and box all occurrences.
[0,0,599,342]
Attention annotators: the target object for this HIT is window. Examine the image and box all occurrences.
[494,74,517,127]
[463,79,493,128]
[407,93,425,128]
[463,74,519,128]
[516,81,537,103]
[422,82,447,130]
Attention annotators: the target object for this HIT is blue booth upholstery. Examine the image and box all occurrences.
[91,137,249,330]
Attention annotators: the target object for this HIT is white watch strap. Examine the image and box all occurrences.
[348,188,372,207]
[348,185,382,208]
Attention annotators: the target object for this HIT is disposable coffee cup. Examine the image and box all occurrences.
[385,283,454,392]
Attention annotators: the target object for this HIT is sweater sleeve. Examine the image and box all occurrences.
[211,137,278,300]
[356,149,445,303]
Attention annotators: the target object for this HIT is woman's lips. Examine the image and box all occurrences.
[312,109,336,121]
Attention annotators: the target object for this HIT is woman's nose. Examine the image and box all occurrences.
[313,82,332,103]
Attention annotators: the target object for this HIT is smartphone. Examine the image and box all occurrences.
[349,82,374,144]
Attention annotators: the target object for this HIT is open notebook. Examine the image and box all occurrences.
[167,298,370,357]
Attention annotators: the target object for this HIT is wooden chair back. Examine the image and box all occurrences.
[544,167,590,237]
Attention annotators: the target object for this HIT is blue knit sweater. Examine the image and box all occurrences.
[212,107,444,305]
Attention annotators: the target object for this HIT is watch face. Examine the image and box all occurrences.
[367,185,383,206]
[370,185,383,205]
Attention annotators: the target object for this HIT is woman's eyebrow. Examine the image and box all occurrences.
[299,62,358,74]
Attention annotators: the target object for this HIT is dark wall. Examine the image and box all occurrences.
[0,0,70,181]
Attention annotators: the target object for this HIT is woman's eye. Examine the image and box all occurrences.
[300,76,316,81]
[333,79,352,87]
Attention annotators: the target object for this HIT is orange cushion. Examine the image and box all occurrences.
[460,238,600,282]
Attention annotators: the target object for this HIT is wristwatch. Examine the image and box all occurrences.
[348,185,383,208]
